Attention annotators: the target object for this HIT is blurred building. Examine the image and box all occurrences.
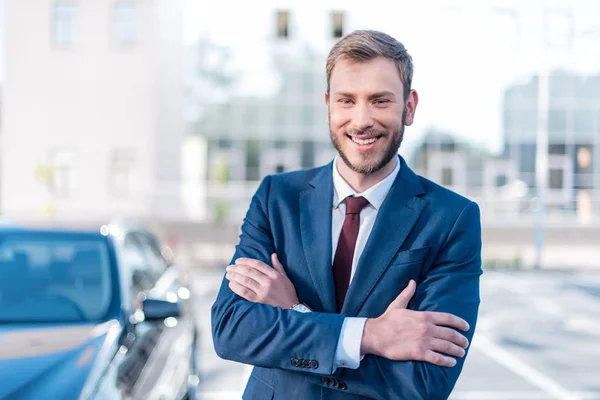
[187,6,351,223]
[502,70,600,218]
[1,0,184,223]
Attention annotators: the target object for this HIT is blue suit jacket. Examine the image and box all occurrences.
[211,156,482,400]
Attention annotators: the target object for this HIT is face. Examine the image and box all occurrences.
[326,56,418,175]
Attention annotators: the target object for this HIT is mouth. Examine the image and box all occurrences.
[347,135,382,150]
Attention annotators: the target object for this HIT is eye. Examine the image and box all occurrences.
[374,99,390,105]
[338,98,354,105]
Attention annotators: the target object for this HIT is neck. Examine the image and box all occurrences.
[336,156,398,193]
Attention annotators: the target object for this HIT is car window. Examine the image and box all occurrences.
[123,233,160,294]
[135,232,167,276]
[0,233,113,323]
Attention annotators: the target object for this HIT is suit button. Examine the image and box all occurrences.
[301,359,310,368]
[309,360,318,369]
[339,381,348,390]
[331,379,340,389]
[291,357,299,367]
[321,377,330,385]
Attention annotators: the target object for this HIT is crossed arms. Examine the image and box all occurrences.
[211,176,483,400]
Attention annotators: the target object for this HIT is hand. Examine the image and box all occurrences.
[360,280,470,367]
[226,254,299,309]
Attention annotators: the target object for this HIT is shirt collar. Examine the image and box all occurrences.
[332,156,401,211]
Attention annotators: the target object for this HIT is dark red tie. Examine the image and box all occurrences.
[332,196,370,312]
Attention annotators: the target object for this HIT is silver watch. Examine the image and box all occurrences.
[290,303,312,313]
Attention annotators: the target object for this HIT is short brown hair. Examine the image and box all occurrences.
[326,30,414,100]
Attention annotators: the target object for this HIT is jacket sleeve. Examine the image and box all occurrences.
[211,175,346,376]
[307,201,483,400]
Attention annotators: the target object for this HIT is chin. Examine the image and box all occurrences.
[345,156,386,175]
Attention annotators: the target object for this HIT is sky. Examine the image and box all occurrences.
[182,0,600,154]
[0,0,598,155]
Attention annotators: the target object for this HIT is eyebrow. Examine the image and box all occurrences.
[333,91,397,100]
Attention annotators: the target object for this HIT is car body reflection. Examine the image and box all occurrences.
[0,221,198,400]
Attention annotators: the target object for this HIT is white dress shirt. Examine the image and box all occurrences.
[331,156,401,370]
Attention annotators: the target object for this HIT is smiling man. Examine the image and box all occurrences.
[211,30,482,400]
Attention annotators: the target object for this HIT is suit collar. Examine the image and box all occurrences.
[332,156,401,211]
[301,162,337,311]
[302,156,427,314]
[341,156,427,316]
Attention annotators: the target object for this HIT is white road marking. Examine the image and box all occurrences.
[473,334,581,400]
[451,391,600,400]
[566,316,600,334]
[198,391,242,400]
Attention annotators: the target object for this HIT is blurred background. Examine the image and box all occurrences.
[1,0,599,399]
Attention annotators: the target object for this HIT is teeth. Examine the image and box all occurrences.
[351,137,378,145]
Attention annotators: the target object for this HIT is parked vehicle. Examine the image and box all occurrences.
[0,221,199,400]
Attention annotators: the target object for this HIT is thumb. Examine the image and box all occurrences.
[390,280,417,309]
[271,253,287,276]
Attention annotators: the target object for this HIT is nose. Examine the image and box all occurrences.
[351,104,374,132]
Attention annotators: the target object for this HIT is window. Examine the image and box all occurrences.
[548,109,567,133]
[123,233,160,294]
[108,149,136,198]
[134,233,167,275]
[245,139,261,181]
[576,146,593,172]
[519,143,536,173]
[574,109,594,134]
[301,140,315,169]
[112,1,139,47]
[0,235,113,323]
[276,11,290,38]
[331,11,345,39]
[548,169,564,189]
[51,149,75,197]
[218,137,233,150]
[441,168,454,186]
[548,144,566,155]
[495,175,508,187]
[302,104,315,128]
[53,2,77,46]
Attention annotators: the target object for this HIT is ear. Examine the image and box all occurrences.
[324,90,330,124]
[403,89,419,126]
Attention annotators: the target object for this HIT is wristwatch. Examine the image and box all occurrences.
[290,303,312,313]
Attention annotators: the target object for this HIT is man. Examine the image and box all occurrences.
[211,30,482,400]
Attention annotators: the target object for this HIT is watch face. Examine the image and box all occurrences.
[293,304,311,313]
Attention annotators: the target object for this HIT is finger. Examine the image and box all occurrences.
[422,349,457,368]
[235,258,277,278]
[426,312,470,332]
[228,281,257,302]
[428,338,466,359]
[271,253,287,276]
[390,280,417,309]
[228,264,270,284]
[432,326,470,349]
[226,271,261,293]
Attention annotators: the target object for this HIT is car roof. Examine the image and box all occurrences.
[0,226,107,239]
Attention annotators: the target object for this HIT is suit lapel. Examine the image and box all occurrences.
[341,156,427,316]
[299,163,337,312]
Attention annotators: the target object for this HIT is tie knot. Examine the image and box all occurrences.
[345,196,370,215]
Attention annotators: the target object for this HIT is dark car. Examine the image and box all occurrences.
[0,222,199,400]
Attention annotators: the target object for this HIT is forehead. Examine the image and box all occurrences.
[329,56,404,94]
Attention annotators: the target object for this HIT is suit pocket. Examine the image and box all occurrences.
[389,246,431,266]
[242,375,275,400]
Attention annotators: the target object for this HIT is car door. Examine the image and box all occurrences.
[117,230,195,400]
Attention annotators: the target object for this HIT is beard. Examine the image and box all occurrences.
[329,108,406,175]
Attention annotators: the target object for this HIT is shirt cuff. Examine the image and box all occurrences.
[334,317,367,370]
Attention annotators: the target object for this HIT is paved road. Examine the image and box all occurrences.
[189,266,600,400]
